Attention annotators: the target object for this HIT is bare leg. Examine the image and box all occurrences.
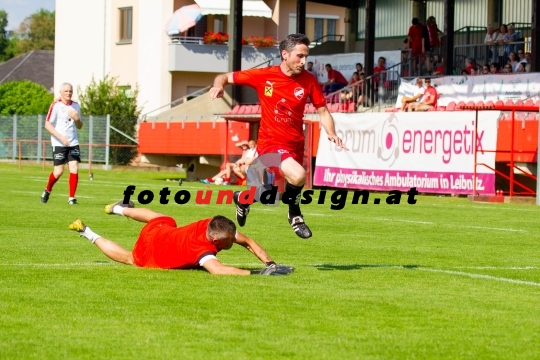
[281,157,306,186]
[122,208,165,223]
[93,237,134,265]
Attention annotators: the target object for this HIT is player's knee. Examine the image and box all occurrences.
[287,170,306,186]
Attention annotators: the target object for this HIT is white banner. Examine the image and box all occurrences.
[396,73,540,107]
[314,112,500,195]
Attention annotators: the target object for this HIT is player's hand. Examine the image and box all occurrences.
[209,86,224,100]
[67,109,80,121]
[60,136,70,146]
[328,134,349,151]
[251,264,294,276]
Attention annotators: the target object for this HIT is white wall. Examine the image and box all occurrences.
[54,0,111,101]
[137,0,173,115]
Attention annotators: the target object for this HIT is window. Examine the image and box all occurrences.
[288,14,340,44]
[119,7,132,43]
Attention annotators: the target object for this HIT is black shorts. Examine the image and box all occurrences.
[53,145,81,166]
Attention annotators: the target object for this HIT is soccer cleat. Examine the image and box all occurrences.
[288,213,312,239]
[104,199,135,214]
[41,190,50,203]
[223,181,230,186]
[68,219,86,232]
[68,198,78,205]
[200,179,211,184]
[233,191,250,227]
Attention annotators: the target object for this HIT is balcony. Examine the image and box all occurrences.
[168,37,279,72]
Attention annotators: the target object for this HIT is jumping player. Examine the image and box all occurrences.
[209,33,348,239]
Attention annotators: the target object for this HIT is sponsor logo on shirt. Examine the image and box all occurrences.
[274,99,293,123]
[265,80,274,97]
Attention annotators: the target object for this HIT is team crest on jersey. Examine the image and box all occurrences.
[294,87,305,100]
[264,86,273,97]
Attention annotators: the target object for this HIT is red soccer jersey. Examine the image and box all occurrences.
[327,69,348,85]
[423,87,438,108]
[132,217,220,269]
[233,66,326,150]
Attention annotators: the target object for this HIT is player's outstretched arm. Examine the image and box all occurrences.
[234,232,274,264]
[209,72,235,100]
[202,258,251,275]
[317,106,349,150]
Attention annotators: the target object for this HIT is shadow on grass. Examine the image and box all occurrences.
[310,264,420,271]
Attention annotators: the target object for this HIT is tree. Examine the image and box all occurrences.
[0,80,53,115]
[78,75,141,166]
[15,9,55,54]
[0,9,10,61]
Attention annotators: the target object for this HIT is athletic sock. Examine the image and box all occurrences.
[46,173,59,192]
[69,173,78,198]
[284,183,303,217]
[112,205,126,216]
[80,226,101,244]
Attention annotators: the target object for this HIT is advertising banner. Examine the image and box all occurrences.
[396,73,540,107]
[314,111,500,195]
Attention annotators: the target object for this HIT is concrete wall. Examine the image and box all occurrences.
[54,0,111,101]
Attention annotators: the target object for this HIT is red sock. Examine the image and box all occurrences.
[46,173,59,192]
[69,173,78,198]
[224,177,230,183]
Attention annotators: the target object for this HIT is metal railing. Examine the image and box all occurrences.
[322,70,400,113]
[454,40,531,72]
[140,86,211,120]
[311,34,344,47]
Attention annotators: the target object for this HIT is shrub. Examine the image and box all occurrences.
[0,80,53,115]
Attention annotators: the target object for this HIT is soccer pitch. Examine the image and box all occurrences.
[1,163,540,359]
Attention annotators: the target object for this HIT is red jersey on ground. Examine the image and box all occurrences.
[423,86,438,108]
[233,66,326,151]
[327,69,348,85]
[132,217,219,269]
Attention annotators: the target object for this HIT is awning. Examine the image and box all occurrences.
[194,0,273,18]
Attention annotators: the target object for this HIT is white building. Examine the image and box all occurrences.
[54,0,346,116]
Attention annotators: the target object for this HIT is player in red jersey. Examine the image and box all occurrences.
[41,83,83,205]
[209,34,348,239]
[68,200,293,276]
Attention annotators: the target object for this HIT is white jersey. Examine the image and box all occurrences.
[46,99,82,147]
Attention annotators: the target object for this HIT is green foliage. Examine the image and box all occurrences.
[0,9,10,61]
[0,80,53,115]
[78,75,141,165]
[16,9,54,53]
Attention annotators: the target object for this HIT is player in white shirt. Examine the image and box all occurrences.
[400,77,425,112]
[41,83,84,205]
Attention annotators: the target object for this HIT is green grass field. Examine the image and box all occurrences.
[1,163,540,359]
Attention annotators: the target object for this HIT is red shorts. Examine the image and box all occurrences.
[132,216,177,268]
[256,143,304,165]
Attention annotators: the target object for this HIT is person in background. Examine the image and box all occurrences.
[305,61,317,77]
[41,83,83,205]
[320,64,348,95]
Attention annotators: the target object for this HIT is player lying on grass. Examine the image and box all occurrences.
[68,200,293,276]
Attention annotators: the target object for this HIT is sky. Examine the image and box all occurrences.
[0,0,55,30]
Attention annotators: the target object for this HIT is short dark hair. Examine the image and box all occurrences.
[325,63,332,68]
[208,216,236,240]
[412,18,419,25]
[307,61,313,65]
[279,34,310,60]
